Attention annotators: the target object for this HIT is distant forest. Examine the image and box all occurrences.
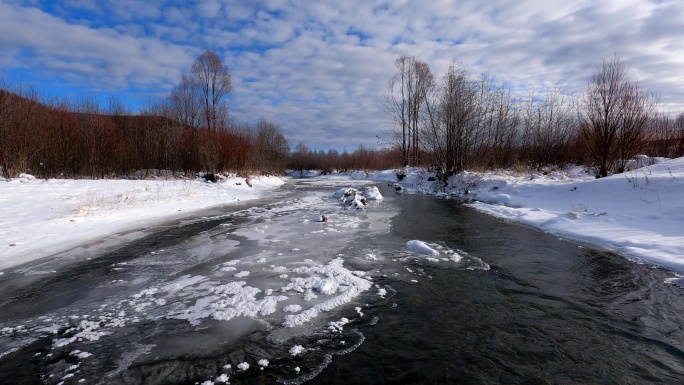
[1,52,683,179]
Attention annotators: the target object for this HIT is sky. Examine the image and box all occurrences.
[1,0,684,150]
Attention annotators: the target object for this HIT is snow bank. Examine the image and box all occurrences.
[0,175,284,270]
[383,158,684,273]
[307,159,684,272]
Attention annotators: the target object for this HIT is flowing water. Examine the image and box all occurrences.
[1,178,683,384]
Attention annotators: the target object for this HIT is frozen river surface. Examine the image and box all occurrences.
[2,177,684,384]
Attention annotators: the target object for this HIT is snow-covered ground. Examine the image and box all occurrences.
[337,157,684,273]
[0,174,284,271]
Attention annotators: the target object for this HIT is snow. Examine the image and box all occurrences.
[383,157,684,273]
[332,186,383,210]
[280,258,373,327]
[299,158,684,272]
[0,175,284,270]
[406,240,439,256]
[9,161,684,378]
[289,344,306,356]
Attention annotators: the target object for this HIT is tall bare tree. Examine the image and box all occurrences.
[384,55,433,167]
[578,55,657,177]
[170,73,202,128]
[423,61,479,174]
[191,49,232,131]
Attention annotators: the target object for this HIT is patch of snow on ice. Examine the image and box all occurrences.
[361,186,383,200]
[406,240,439,256]
[377,288,387,298]
[237,362,249,371]
[283,304,303,313]
[289,345,306,356]
[281,258,372,327]
[328,317,350,333]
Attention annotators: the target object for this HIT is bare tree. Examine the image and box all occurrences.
[578,55,657,177]
[522,90,576,169]
[384,55,433,167]
[422,61,479,174]
[191,49,232,131]
[170,73,202,128]
[250,118,290,172]
[676,113,684,157]
[479,80,520,169]
[644,113,678,158]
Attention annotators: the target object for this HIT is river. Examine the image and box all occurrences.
[1,177,683,384]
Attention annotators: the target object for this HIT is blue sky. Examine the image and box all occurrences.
[2,0,684,150]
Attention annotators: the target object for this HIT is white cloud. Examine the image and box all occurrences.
[3,0,684,150]
[0,2,192,92]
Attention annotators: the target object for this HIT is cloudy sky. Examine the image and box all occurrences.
[1,0,683,150]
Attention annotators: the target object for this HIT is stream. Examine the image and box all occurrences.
[1,177,683,384]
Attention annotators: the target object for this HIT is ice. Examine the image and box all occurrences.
[283,304,303,313]
[332,185,385,210]
[406,240,439,256]
[289,345,306,356]
[258,359,269,367]
[281,258,373,327]
[237,362,249,371]
[361,186,384,200]
[0,175,404,380]
[328,317,350,333]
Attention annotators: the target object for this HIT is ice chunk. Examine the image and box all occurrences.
[289,345,306,356]
[406,240,439,256]
[283,304,303,313]
[361,186,383,200]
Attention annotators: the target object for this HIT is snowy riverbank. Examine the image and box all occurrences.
[301,157,684,274]
[4,158,684,276]
[0,174,284,271]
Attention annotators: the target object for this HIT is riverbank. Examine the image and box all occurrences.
[0,174,284,271]
[338,157,684,274]
[4,158,684,277]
